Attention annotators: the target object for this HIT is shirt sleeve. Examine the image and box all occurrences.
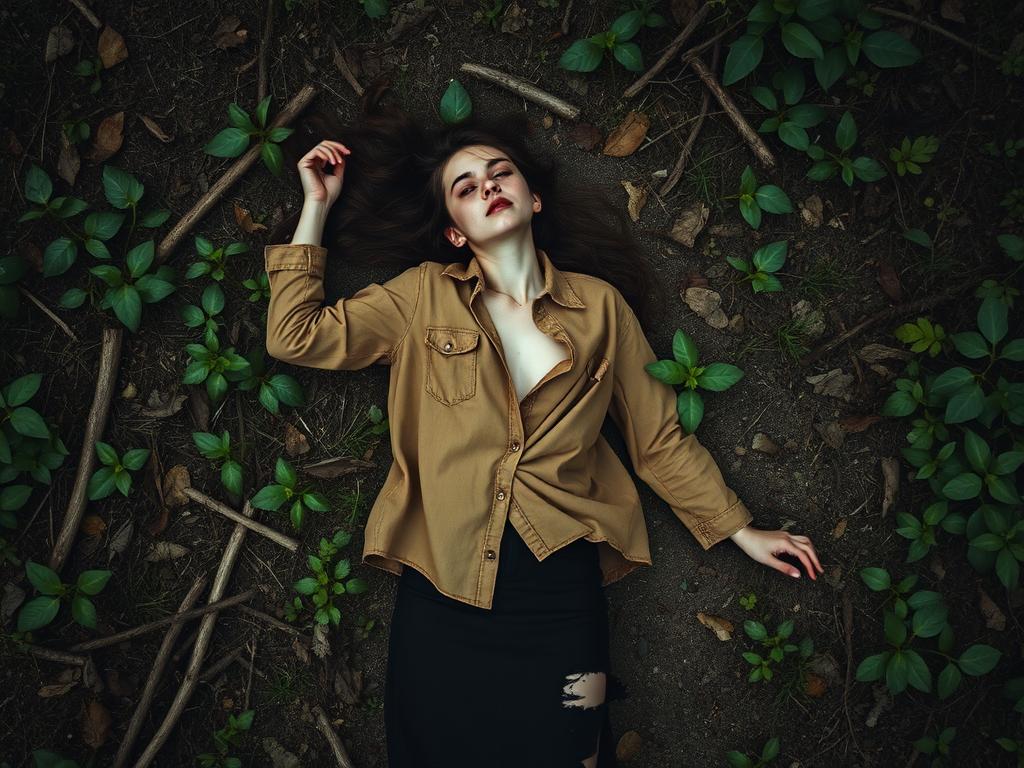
[264,244,423,370]
[607,294,753,550]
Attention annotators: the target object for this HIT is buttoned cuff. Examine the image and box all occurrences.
[265,244,327,278]
[695,499,754,551]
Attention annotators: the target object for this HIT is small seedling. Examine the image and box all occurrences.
[251,457,329,531]
[17,560,112,632]
[197,709,254,768]
[914,725,956,767]
[185,235,249,282]
[732,166,792,230]
[894,317,946,357]
[741,619,813,683]
[727,240,787,292]
[889,136,939,176]
[87,442,149,500]
[192,431,243,497]
[204,96,294,177]
[181,283,226,345]
[225,349,305,416]
[183,331,251,404]
[557,5,666,74]
[0,373,69,487]
[289,529,370,626]
[752,67,826,151]
[806,112,886,187]
[739,592,757,611]
[726,736,780,768]
[242,272,270,304]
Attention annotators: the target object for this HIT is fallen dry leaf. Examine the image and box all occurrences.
[144,540,189,562]
[188,385,211,431]
[804,672,828,698]
[86,112,125,163]
[857,343,913,363]
[880,457,900,519]
[669,200,709,248]
[499,0,527,33]
[877,258,903,303]
[283,422,310,457]
[978,587,1005,631]
[800,194,823,228]
[696,611,734,641]
[620,180,648,222]
[45,26,75,63]
[39,668,80,698]
[683,287,729,329]
[263,736,302,768]
[601,111,650,157]
[791,299,826,339]
[140,115,173,143]
[751,432,781,456]
[82,699,112,749]
[2,583,25,624]
[567,123,602,152]
[212,16,248,49]
[302,456,375,479]
[162,465,192,507]
[615,730,643,762]
[234,202,267,233]
[805,368,855,402]
[815,421,845,449]
[138,388,187,419]
[839,414,881,432]
[831,517,847,539]
[57,130,80,186]
[108,520,133,563]
[98,26,128,69]
[82,515,107,537]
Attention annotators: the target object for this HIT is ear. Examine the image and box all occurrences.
[445,226,465,247]
[532,192,542,211]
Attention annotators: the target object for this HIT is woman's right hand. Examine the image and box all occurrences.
[297,140,351,209]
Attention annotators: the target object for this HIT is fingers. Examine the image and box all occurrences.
[792,537,824,575]
[767,554,802,579]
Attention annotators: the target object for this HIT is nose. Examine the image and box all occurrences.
[483,178,501,199]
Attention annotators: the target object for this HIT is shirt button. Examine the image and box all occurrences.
[496,490,505,500]
[444,341,452,351]
[510,440,520,452]
[485,549,496,559]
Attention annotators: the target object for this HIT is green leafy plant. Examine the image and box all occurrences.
[643,330,744,433]
[893,317,946,358]
[181,283,226,345]
[196,709,254,768]
[186,236,249,282]
[889,135,939,176]
[915,726,956,768]
[225,349,305,416]
[0,373,69,487]
[251,458,329,531]
[752,66,826,151]
[741,619,813,683]
[87,241,177,332]
[87,441,149,500]
[856,568,1001,697]
[288,528,370,626]
[17,560,112,632]
[846,68,879,95]
[62,119,90,145]
[982,138,1024,158]
[732,166,793,229]
[739,591,758,610]
[73,56,102,93]
[895,500,965,563]
[727,736,780,768]
[203,96,294,177]
[727,240,788,292]
[806,111,886,186]
[192,431,243,498]
[556,5,666,74]
[472,0,506,30]
[242,272,270,304]
[721,0,921,90]
[183,330,251,404]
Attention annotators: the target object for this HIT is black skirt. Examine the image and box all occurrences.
[384,515,627,768]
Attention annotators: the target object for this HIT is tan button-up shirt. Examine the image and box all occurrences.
[265,243,753,609]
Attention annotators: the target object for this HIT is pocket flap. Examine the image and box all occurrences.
[425,326,480,355]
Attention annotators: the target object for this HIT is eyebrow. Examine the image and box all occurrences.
[449,157,511,194]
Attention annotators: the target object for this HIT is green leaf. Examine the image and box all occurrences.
[696,363,744,392]
[992,451,1024,476]
[739,166,757,196]
[25,164,53,204]
[796,0,835,22]
[951,331,989,359]
[778,122,810,150]
[781,22,824,59]
[672,329,699,367]
[941,472,982,500]
[87,466,118,499]
[978,295,1008,344]
[294,577,318,595]
[102,165,144,209]
[274,457,297,488]
[303,492,330,512]
[268,375,305,407]
[122,448,150,471]
[135,275,176,304]
[862,30,921,68]
[752,241,787,272]
[5,373,42,407]
[997,233,1024,261]
[77,569,112,595]
[723,35,764,85]
[251,483,289,511]
[945,384,985,424]
[439,78,474,123]
[255,95,272,128]
[806,159,836,181]
[0,484,31,511]
[26,559,63,594]
[139,208,171,228]
[42,238,78,277]
[261,140,284,177]
[957,644,1000,676]
[612,41,644,72]
[814,46,849,90]
[10,407,50,438]
[855,651,890,681]
[677,389,704,433]
[835,111,857,152]
[125,240,155,278]
[912,603,948,638]
[739,197,762,229]
[221,460,243,497]
[754,185,793,214]
[860,566,890,591]
[852,156,886,181]
[17,595,61,632]
[95,441,118,466]
[111,284,142,332]
[192,431,224,459]
[71,595,97,628]
[204,127,250,158]
[1001,339,1024,361]
[937,662,961,699]
[227,102,255,131]
[750,86,777,111]
[206,371,228,402]
[903,650,931,692]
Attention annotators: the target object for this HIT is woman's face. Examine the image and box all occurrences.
[441,144,540,248]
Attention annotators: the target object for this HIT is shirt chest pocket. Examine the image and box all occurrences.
[424,326,481,406]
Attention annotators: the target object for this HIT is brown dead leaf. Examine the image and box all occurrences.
[752,432,781,456]
[620,181,648,222]
[98,26,128,69]
[567,123,602,152]
[283,422,310,457]
[212,16,248,50]
[684,286,729,329]
[57,130,81,186]
[162,465,192,507]
[804,672,828,698]
[82,699,112,749]
[669,200,709,248]
[880,457,900,519]
[814,421,845,449]
[978,587,1005,630]
[857,343,913,364]
[82,515,107,537]
[302,456,375,479]
[107,520,133,564]
[138,388,187,419]
[86,112,124,163]
[144,541,190,562]
[188,385,211,431]
[616,730,643,762]
[839,414,881,433]
[234,202,267,233]
[140,115,173,143]
[800,194,823,228]
[805,368,855,402]
[831,517,847,539]
[877,259,903,303]
[696,611,734,641]
[45,26,75,63]
[39,668,80,698]
[601,111,650,157]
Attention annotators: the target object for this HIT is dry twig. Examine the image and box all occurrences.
[458,63,580,120]
[184,487,300,551]
[870,5,1000,62]
[658,43,720,198]
[18,286,79,342]
[623,3,711,100]
[313,703,357,768]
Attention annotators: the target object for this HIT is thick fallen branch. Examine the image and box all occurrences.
[659,43,719,198]
[623,3,710,100]
[133,502,256,768]
[184,487,300,552]
[688,55,776,168]
[155,84,318,265]
[458,63,580,120]
[69,589,255,652]
[869,6,1000,62]
[313,703,357,768]
[49,326,123,574]
[113,574,209,768]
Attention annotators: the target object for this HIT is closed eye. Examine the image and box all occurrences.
[460,170,511,197]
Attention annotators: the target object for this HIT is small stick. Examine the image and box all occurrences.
[19,286,79,342]
[133,502,257,768]
[69,589,255,652]
[560,0,574,37]
[330,38,364,97]
[658,42,719,198]
[198,645,245,684]
[236,603,308,640]
[23,644,89,666]
[184,487,300,552]
[869,6,1000,62]
[257,0,276,104]
[68,0,102,29]
[49,327,122,574]
[155,84,318,265]
[113,574,209,768]
[623,3,711,100]
[312,703,356,768]
[458,63,580,120]
[688,55,776,168]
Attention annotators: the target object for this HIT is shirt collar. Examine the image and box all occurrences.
[440,247,586,309]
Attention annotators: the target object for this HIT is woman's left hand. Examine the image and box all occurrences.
[729,526,824,580]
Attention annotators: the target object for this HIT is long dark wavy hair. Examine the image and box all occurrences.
[268,77,660,328]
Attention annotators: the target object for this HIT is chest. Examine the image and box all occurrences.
[481,293,569,404]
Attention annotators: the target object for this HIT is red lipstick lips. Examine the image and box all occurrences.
[487,197,512,215]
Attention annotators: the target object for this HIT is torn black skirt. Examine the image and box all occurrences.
[384,515,628,768]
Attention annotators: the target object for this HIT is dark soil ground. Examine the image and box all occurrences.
[1,0,1022,766]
